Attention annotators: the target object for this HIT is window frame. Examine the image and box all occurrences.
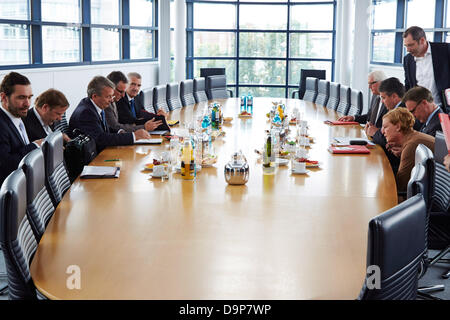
[186,0,337,98]
[0,0,159,70]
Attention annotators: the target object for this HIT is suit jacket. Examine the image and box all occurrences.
[22,108,48,141]
[104,102,144,133]
[116,92,155,125]
[404,42,450,104]
[0,108,37,186]
[69,97,134,153]
[355,95,386,128]
[419,107,443,137]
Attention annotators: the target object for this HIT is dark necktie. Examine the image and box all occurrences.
[101,110,107,130]
[130,99,137,119]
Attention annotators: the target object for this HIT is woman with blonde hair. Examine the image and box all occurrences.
[381,107,435,193]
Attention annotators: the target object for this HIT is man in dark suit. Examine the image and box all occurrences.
[116,72,167,126]
[69,76,150,153]
[403,86,443,137]
[23,88,70,142]
[0,72,44,186]
[339,70,387,128]
[403,26,450,111]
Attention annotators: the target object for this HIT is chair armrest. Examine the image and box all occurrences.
[227,89,233,98]
[292,90,299,99]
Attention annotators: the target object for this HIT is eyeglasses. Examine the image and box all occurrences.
[115,88,124,94]
[368,81,378,86]
[408,100,422,114]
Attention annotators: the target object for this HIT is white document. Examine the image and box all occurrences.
[135,138,163,144]
[148,130,169,135]
[332,137,375,147]
[80,166,120,179]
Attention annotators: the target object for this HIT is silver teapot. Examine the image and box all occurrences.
[224,151,249,185]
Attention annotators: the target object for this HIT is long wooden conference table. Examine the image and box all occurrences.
[30,97,398,299]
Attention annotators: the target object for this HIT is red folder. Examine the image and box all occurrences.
[329,145,371,154]
[439,113,450,153]
[324,120,360,125]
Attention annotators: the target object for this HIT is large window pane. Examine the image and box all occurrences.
[194,60,236,84]
[240,33,286,58]
[239,5,287,30]
[290,33,332,59]
[239,86,285,98]
[0,0,29,20]
[372,32,395,63]
[289,60,332,84]
[290,5,334,30]
[194,32,235,57]
[447,2,450,28]
[372,0,397,30]
[406,0,435,28]
[92,28,119,61]
[194,3,236,29]
[42,26,80,63]
[239,60,286,85]
[91,0,119,25]
[42,0,80,23]
[0,24,29,65]
[130,0,153,27]
[130,29,153,59]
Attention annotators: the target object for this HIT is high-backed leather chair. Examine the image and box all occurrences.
[52,113,70,135]
[326,82,340,110]
[142,87,155,113]
[166,83,182,111]
[18,149,55,241]
[41,132,71,207]
[358,194,427,300]
[348,89,363,116]
[193,77,208,103]
[302,77,319,103]
[180,79,196,107]
[291,69,326,99]
[336,85,351,115]
[152,85,170,113]
[206,75,230,100]
[315,80,330,107]
[0,169,38,300]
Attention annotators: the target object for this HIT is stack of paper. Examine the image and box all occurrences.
[80,166,120,179]
[135,138,163,145]
[332,137,375,147]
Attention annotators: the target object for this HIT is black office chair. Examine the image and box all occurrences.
[206,75,231,100]
[302,77,319,103]
[336,85,351,115]
[180,79,196,107]
[142,87,156,113]
[291,69,326,99]
[358,194,427,300]
[166,83,183,111]
[193,77,208,103]
[348,89,363,116]
[19,148,55,241]
[315,80,330,107]
[0,169,38,300]
[200,67,234,98]
[52,112,70,135]
[326,82,340,111]
[153,85,170,113]
[42,131,71,208]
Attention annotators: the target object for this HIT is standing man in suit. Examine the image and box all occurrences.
[0,72,43,186]
[339,70,387,128]
[69,76,150,153]
[116,72,167,126]
[23,88,71,142]
[403,86,443,137]
[403,26,450,111]
[105,71,162,133]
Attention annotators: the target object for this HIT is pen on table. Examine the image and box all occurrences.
[104,159,120,162]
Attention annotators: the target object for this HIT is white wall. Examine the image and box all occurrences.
[0,61,158,119]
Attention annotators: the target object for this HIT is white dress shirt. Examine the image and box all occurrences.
[1,104,35,146]
[415,42,440,105]
[33,107,53,136]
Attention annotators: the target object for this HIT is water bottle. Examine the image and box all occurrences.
[181,140,195,180]
[240,95,247,113]
[247,93,253,114]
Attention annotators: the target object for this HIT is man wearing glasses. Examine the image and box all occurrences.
[403,86,443,137]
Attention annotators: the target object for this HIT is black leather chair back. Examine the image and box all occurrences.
[153,85,170,113]
[42,131,71,207]
[206,75,229,100]
[180,80,196,107]
[315,80,330,107]
[298,69,326,99]
[326,82,340,110]
[52,113,70,135]
[0,169,38,299]
[142,88,156,113]
[412,144,435,209]
[432,132,450,213]
[193,77,208,103]
[166,83,182,111]
[302,77,318,103]
[18,148,55,240]
[336,85,350,115]
[358,194,427,300]
[348,89,363,116]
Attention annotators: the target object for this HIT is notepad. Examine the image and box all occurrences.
[148,130,169,135]
[325,120,360,125]
[439,113,450,152]
[332,137,375,148]
[329,145,371,154]
[80,166,120,179]
[135,138,163,145]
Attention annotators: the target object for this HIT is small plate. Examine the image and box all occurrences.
[276,158,289,166]
[305,162,321,168]
[149,173,168,179]
[238,114,252,118]
[291,169,310,175]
